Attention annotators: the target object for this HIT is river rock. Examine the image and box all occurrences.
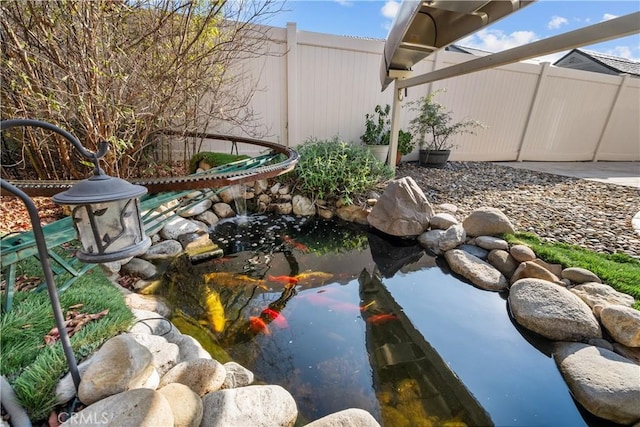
[292,195,316,216]
[160,217,201,240]
[429,213,458,230]
[436,203,458,214]
[221,362,255,389]
[317,205,334,220]
[270,202,293,215]
[128,309,183,344]
[337,205,370,225]
[459,244,488,261]
[569,282,635,308]
[474,236,509,251]
[254,179,269,195]
[159,358,226,397]
[178,199,212,218]
[444,249,508,291]
[487,249,518,279]
[62,389,173,427]
[305,408,381,427]
[56,355,95,405]
[439,224,466,251]
[509,279,602,341]
[219,185,246,204]
[561,267,601,284]
[173,334,214,362]
[195,210,219,226]
[417,229,445,255]
[278,184,291,195]
[123,293,171,318]
[178,232,212,251]
[121,258,158,279]
[509,245,536,263]
[462,207,515,237]
[529,259,563,277]
[142,240,183,260]
[100,261,121,275]
[554,342,640,424]
[509,261,560,285]
[612,343,640,364]
[158,383,203,427]
[200,385,297,427]
[78,335,155,405]
[126,333,180,377]
[367,177,434,236]
[587,338,614,351]
[212,203,235,218]
[600,305,640,347]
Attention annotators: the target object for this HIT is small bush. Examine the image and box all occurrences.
[290,137,393,203]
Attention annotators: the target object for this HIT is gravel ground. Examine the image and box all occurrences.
[395,161,640,259]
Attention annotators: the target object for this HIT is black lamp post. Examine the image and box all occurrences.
[0,119,151,393]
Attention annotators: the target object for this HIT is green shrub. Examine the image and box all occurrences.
[290,137,393,203]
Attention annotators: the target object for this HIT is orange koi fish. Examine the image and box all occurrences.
[249,316,271,335]
[366,313,398,325]
[262,308,289,328]
[268,275,300,285]
[282,235,309,253]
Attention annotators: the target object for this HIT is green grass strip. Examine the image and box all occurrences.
[1,262,133,421]
[505,232,640,310]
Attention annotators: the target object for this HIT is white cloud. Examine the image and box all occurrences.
[459,29,538,52]
[601,46,639,61]
[547,16,568,30]
[602,13,618,21]
[381,0,400,20]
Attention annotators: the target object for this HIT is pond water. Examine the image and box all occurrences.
[153,214,616,427]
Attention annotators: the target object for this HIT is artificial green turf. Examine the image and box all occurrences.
[1,262,133,421]
[505,232,640,310]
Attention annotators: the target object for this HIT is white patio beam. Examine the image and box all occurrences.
[396,12,640,90]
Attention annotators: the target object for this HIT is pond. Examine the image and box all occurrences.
[152,214,615,427]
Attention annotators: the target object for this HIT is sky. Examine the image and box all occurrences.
[266,0,640,63]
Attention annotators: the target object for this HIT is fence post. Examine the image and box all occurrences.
[591,74,629,161]
[286,22,299,147]
[516,62,551,161]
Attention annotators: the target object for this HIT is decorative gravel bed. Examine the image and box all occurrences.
[395,161,640,259]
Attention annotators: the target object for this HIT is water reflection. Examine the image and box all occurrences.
[153,214,603,426]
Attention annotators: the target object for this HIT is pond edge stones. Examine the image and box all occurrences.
[95,175,637,426]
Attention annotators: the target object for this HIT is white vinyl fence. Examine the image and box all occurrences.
[164,22,640,162]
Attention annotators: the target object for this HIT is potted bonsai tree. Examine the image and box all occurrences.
[361,104,391,163]
[407,89,484,168]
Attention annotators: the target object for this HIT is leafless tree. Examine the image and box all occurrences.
[1,0,285,179]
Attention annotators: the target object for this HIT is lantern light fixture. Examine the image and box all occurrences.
[52,169,151,263]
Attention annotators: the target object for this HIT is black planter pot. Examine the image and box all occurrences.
[419,149,451,168]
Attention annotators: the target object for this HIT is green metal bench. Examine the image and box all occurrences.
[1,153,281,312]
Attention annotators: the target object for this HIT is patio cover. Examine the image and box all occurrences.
[381,0,535,91]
